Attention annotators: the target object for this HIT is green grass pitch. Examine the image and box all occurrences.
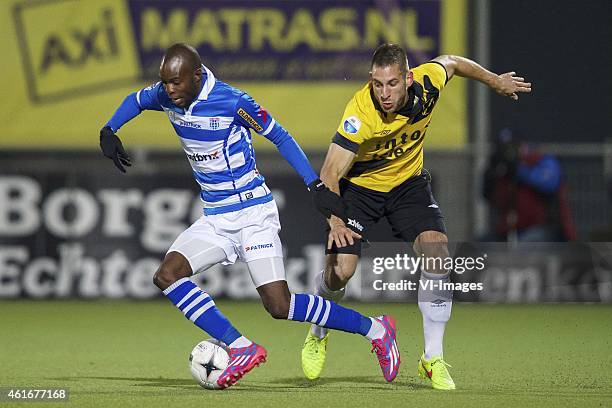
[1,301,611,407]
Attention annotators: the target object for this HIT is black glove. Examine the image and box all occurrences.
[100,126,131,173]
[308,179,347,221]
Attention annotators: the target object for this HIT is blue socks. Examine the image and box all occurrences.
[163,280,375,342]
[288,294,372,335]
[163,277,241,345]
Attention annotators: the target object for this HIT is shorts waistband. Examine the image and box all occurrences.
[203,193,273,215]
[342,169,429,195]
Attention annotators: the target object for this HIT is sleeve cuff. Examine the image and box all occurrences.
[426,61,449,84]
[332,132,360,154]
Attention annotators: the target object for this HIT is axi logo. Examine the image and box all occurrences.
[38,8,118,75]
[187,151,220,162]
[13,0,137,103]
[245,243,274,252]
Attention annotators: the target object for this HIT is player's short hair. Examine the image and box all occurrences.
[164,43,202,71]
[371,44,409,74]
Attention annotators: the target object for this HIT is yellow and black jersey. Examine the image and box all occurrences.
[333,61,448,192]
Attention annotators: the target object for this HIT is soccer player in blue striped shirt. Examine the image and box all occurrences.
[99,43,400,388]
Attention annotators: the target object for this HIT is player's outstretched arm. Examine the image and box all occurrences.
[100,83,164,173]
[98,92,141,173]
[433,55,532,100]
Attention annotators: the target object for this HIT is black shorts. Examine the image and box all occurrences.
[326,172,446,256]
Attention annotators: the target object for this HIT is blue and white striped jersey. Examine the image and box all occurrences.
[106,65,318,215]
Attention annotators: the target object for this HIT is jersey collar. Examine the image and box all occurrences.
[369,82,423,119]
[196,65,216,101]
[185,65,216,116]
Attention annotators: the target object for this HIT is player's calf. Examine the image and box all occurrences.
[325,253,360,290]
[261,299,290,320]
[257,281,291,319]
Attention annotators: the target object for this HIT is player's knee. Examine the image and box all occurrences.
[263,299,289,320]
[414,231,449,258]
[153,265,177,290]
[153,254,192,291]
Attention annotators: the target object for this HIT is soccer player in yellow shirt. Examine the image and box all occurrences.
[301,43,531,389]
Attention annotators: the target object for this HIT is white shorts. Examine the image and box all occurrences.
[167,200,285,287]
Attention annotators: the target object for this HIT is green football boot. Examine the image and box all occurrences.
[301,331,329,380]
[417,353,456,390]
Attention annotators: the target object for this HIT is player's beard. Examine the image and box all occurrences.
[384,89,408,113]
[395,86,410,111]
[391,82,410,112]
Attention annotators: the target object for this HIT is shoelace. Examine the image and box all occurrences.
[305,338,320,354]
[305,337,318,346]
[371,341,390,367]
[431,359,452,369]
[430,358,452,378]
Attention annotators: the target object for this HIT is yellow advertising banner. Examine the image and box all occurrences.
[1,0,466,150]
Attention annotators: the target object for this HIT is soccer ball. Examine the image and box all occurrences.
[189,339,230,390]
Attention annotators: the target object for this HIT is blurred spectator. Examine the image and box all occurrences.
[482,129,576,242]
